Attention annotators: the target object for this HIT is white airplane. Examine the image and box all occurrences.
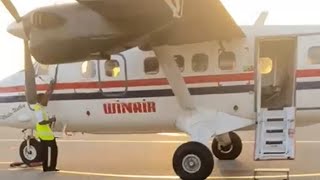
[0,0,319,179]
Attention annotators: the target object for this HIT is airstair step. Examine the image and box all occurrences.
[255,107,295,160]
[266,129,284,133]
[263,152,286,155]
[265,140,283,145]
[267,118,284,122]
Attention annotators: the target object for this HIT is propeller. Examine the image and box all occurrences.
[24,40,37,105]
[1,0,20,22]
[1,0,37,104]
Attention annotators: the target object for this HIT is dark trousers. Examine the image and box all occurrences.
[40,138,58,171]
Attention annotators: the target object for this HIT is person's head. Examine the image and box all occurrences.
[37,93,48,106]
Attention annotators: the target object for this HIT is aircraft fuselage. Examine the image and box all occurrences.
[1,25,320,134]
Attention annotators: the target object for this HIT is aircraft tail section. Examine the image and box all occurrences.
[254,11,268,26]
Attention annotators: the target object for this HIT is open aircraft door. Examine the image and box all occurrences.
[97,54,128,97]
[254,38,297,160]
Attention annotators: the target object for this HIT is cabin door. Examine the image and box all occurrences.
[256,38,297,110]
[254,38,297,160]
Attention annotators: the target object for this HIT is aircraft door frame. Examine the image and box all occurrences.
[254,39,262,113]
[255,37,297,111]
[97,54,128,97]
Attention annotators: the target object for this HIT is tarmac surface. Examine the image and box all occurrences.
[0,125,320,180]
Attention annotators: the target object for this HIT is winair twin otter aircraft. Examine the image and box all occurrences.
[0,0,319,179]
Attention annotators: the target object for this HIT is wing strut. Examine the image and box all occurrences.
[153,45,195,110]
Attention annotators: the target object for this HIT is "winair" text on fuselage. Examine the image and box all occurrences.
[103,101,156,114]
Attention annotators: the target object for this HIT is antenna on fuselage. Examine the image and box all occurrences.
[254,11,269,26]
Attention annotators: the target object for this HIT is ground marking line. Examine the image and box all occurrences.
[6,168,320,179]
[0,139,320,144]
[2,162,320,179]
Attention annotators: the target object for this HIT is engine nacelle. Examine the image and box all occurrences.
[25,3,134,64]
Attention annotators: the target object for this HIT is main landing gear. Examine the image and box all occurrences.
[212,132,242,160]
[172,132,242,180]
[173,142,214,180]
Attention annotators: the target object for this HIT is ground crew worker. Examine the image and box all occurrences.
[34,82,59,172]
[105,60,120,77]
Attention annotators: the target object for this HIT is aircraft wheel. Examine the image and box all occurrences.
[173,141,214,180]
[212,131,242,160]
[19,139,42,165]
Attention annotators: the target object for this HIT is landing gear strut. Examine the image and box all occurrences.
[173,142,214,180]
[211,131,242,160]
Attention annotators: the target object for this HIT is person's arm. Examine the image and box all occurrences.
[38,119,55,125]
[42,80,56,106]
[35,110,55,125]
[46,80,56,98]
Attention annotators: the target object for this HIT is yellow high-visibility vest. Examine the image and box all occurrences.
[112,67,120,77]
[34,103,54,141]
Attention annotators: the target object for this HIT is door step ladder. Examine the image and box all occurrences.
[255,107,295,160]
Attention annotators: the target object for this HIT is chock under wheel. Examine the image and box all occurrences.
[10,161,42,168]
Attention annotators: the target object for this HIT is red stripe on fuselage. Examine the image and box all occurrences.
[0,73,254,93]
[0,69,319,94]
[296,69,320,78]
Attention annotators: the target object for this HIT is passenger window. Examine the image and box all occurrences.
[144,57,159,75]
[105,60,120,77]
[81,61,96,78]
[192,53,209,72]
[308,46,320,64]
[260,57,273,74]
[219,51,236,70]
[36,64,49,75]
[174,55,184,72]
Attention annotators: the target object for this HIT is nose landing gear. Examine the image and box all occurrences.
[19,138,42,165]
[10,129,43,168]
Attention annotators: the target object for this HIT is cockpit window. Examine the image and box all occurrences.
[105,60,120,77]
[192,53,209,72]
[144,57,159,75]
[81,61,96,78]
[36,64,49,75]
[308,46,320,64]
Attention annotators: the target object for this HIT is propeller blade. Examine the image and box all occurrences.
[1,0,36,104]
[1,0,21,22]
[24,40,37,104]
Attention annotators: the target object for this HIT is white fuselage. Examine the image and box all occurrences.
[1,25,320,134]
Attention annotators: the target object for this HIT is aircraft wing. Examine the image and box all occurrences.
[76,0,245,45]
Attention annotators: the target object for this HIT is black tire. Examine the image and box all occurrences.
[211,132,242,160]
[173,141,214,180]
[19,139,42,165]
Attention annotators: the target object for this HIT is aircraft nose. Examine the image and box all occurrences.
[7,21,28,40]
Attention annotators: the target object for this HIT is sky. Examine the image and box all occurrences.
[0,0,320,79]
